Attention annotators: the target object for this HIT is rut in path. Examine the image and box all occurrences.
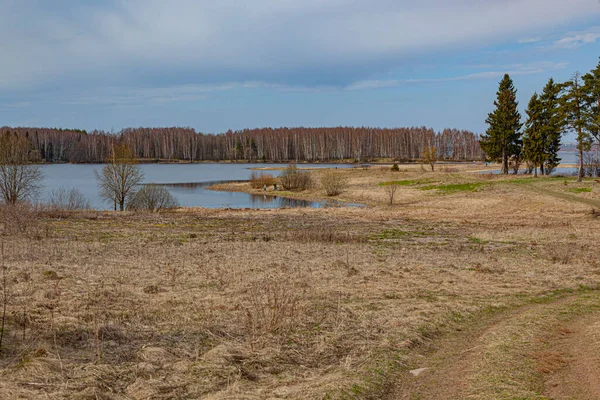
[389,294,600,400]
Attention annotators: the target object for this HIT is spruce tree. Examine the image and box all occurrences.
[539,78,564,175]
[481,74,523,174]
[562,72,592,182]
[583,58,600,144]
[523,93,545,177]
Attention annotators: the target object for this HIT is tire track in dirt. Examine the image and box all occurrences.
[542,313,600,400]
[389,293,600,400]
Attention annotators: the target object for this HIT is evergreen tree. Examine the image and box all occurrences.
[523,93,545,177]
[562,72,592,182]
[539,78,564,175]
[481,74,523,174]
[583,58,600,144]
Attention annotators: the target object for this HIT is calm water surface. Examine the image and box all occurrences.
[39,163,357,209]
[482,151,580,175]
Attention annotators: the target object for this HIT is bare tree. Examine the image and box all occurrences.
[0,133,43,205]
[321,172,348,196]
[95,144,144,211]
[423,145,437,171]
[384,183,399,205]
[49,188,91,211]
[127,184,179,212]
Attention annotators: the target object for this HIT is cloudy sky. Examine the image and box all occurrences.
[1,0,599,134]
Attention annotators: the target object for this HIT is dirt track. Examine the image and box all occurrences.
[390,293,600,400]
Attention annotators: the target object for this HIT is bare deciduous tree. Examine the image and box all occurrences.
[384,183,399,205]
[126,184,179,212]
[0,133,43,205]
[423,145,438,171]
[321,172,348,196]
[95,144,144,211]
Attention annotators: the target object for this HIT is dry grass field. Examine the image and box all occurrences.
[0,164,599,399]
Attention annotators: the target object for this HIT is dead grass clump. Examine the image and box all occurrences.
[547,246,573,265]
[441,167,459,173]
[0,203,47,238]
[250,171,277,189]
[242,276,303,337]
[291,228,367,243]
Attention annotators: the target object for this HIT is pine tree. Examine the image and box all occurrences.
[583,58,600,144]
[481,74,523,174]
[539,78,564,175]
[523,93,545,177]
[562,72,592,182]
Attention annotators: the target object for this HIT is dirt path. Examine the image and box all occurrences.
[389,293,600,400]
[543,313,600,400]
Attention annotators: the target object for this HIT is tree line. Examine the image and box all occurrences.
[0,126,483,163]
[481,57,600,180]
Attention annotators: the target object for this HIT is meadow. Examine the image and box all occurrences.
[0,164,599,399]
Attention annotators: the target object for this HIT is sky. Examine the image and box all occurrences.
[0,0,599,137]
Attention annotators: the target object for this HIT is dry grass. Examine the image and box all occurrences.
[0,166,598,398]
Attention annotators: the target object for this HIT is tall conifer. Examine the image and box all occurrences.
[523,93,545,177]
[481,74,523,174]
[539,78,564,175]
[562,72,592,182]
[583,58,600,144]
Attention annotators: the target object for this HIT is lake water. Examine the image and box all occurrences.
[38,163,358,210]
[482,151,580,175]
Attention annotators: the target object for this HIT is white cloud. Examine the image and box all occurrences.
[345,61,569,91]
[0,0,598,90]
[552,30,600,48]
[518,37,541,44]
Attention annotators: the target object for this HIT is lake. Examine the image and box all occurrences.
[481,151,581,175]
[38,163,358,210]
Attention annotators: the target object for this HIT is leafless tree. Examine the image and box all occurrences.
[321,172,348,196]
[126,184,179,212]
[95,144,144,211]
[0,133,43,205]
[1,126,484,163]
[423,145,437,171]
[384,183,399,205]
[49,188,91,211]
[279,165,313,191]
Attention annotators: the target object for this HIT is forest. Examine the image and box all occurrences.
[0,126,483,163]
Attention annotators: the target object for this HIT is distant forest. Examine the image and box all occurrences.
[1,126,483,163]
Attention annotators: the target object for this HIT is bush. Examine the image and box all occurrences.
[321,172,348,196]
[391,163,400,172]
[279,165,313,191]
[250,171,277,189]
[49,188,91,211]
[127,185,179,212]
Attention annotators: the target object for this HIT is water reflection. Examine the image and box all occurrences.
[156,181,362,208]
[39,164,361,209]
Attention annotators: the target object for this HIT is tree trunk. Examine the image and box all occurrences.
[534,165,538,178]
[578,146,584,183]
[502,149,508,174]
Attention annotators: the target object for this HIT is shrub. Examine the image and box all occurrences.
[391,163,400,172]
[321,172,348,196]
[49,188,91,211]
[250,171,277,189]
[279,165,313,191]
[127,185,179,212]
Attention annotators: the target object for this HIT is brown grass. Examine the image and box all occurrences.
[0,166,598,398]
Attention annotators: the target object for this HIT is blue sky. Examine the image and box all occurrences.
[1,0,599,137]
